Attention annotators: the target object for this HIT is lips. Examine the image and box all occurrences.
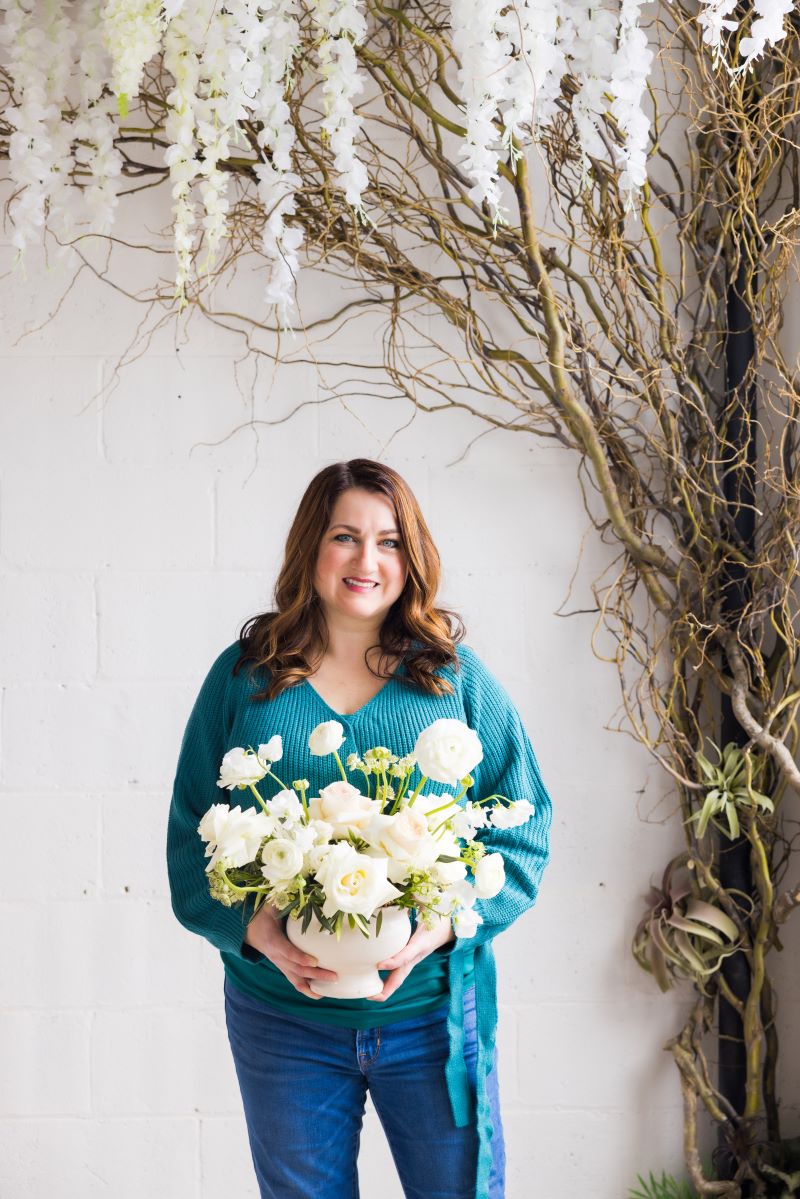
[343,577,378,587]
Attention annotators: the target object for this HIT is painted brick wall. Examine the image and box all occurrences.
[3,204,795,1199]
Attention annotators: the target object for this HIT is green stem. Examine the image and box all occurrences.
[406,774,429,805]
[332,750,348,783]
[294,781,310,820]
[248,783,269,814]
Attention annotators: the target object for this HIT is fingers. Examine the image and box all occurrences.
[284,971,324,1000]
[280,944,338,979]
[274,947,337,982]
[366,964,412,1002]
[376,933,426,971]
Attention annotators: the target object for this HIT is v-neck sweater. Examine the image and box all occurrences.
[167,638,553,1199]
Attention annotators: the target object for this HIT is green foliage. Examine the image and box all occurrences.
[628,1169,698,1199]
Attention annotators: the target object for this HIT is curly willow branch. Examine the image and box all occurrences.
[2,0,800,1190]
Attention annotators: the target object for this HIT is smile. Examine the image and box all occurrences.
[343,578,379,589]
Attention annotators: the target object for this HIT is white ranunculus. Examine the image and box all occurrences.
[308,719,346,756]
[258,735,283,763]
[413,719,483,785]
[489,799,535,828]
[363,807,439,869]
[266,788,303,825]
[307,840,335,873]
[288,822,318,853]
[308,780,379,838]
[453,907,483,938]
[315,842,400,918]
[473,852,505,898]
[260,837,305,882]
[217,746,268,790]
[198,803,273,871]
[431,858,468,886]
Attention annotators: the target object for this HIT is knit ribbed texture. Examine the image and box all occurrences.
[167,639,553,1199]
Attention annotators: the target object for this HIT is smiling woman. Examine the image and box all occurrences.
[233,458,467,706]
[166,458,554,1199]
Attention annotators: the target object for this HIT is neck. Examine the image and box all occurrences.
[314,613,385,669]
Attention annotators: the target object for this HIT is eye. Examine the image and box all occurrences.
[381,539,401,549]
[333,533,354,542]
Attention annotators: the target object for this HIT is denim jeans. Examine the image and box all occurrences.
[223,976,506,1199]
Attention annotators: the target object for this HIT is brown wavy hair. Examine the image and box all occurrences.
[233,458,466,702]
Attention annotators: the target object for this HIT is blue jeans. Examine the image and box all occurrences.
[223,977,506,1199]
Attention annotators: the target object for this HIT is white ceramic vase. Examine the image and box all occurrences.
[285,906,412,999]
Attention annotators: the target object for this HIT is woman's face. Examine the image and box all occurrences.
[313,487,408,629]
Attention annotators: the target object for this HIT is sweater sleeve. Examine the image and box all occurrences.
[458,646,553,946]
[166,642,260,959]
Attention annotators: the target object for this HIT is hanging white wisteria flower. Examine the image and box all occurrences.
[72,0,124,237]
[0,0,759,320]
[101,0,165,117]
[312,0,369,214]
[0,0,78,253]
[609,0,653,205]
[496,0,566,150]
[736,0,795,73]
[162,0,210,304]
[449,0,511,221]
[696,0,740,65]
[248,0,304,325]
[192,3,238,275]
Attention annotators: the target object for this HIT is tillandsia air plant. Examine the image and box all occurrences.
[686,742,774,842]
[632,855,742,995]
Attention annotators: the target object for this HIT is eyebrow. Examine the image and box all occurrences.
[330,523,400,536]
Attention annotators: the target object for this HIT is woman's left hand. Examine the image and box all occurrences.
[366,914,455,1001]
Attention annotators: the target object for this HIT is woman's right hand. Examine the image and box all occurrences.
[244,904,338,1000]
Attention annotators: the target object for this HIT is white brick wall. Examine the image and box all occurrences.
[3,206,796,1199]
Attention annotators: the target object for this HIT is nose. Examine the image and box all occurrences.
[353,538,378,573]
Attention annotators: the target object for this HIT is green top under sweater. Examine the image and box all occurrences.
[167,639,553,1198]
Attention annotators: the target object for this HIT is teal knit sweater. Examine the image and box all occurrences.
[167,639,553,1199]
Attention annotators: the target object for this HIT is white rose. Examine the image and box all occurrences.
[217,747,268,790]
[413,719,483,786]
[489,799,535,829]
[257,735,283,763]
[260,838,305,883]
[308,720,346,756]
[473,852,505,899]
[266,788,304,826]
[315,843,400,919]
[198,804,273,871]
[308,781,379,838]
[453,907,483,938]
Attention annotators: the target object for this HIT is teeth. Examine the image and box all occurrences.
[344,578,377,586]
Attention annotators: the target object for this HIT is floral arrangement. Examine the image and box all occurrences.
[197,717,535,939]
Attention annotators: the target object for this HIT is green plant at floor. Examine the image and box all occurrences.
[629,1170,699,1199]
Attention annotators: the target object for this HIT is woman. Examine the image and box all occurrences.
[167,458,553,1199]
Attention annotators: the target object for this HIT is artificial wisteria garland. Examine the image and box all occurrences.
[0,0,789,321]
